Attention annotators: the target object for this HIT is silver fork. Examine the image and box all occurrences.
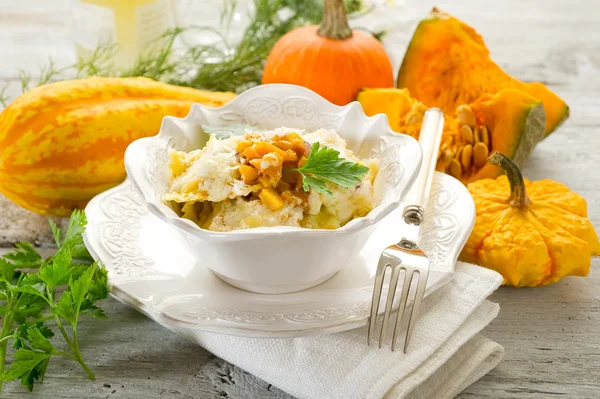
[367,108,445,352]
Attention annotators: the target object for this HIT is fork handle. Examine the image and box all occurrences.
[402,108,445,225]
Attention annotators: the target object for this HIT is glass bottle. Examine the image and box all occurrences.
[71,0,173,69]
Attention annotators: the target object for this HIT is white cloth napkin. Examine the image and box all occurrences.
[170,262,504,399]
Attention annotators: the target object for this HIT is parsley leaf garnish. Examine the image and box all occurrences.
[293,142,370,196]
[0,211,109,392]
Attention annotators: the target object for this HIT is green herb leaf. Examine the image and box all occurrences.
[35,324,54,340]
[0,258,15,284]
[0,210,109,392]
[26,327,55,354]
[13,302,45,324]
[295,142,370,196]
[87,264,109,303]
[20,273,42,285]
[302,175,332,196]
[63,211,86,245]
[61,210,92,261]
[13,325,31,351]
[0,349,51,391]
[24,357,50,389]
[39,248,73,292]
[53,291,75,326]
[12,301,46,326]
[70,264,95,312]
[49,219,62,248]
[2,242,42,268]
[79,264,108,319]
[80,302,107,319]
[10,283,47,301]
[13,323,54,351]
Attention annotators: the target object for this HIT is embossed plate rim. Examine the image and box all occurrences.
[84,174,475,338]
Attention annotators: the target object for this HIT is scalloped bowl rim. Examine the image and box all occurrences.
[125,83,422,242]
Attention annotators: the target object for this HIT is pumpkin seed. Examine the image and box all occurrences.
[406,112,422,125]
[473,142,489,167]
[438,148,450,162]
[449,159,462,179]
[455,147,463,166]
[461,125,474,144]
[457,105,476,127]
[478,125,490,147]
[461,144,473,169]
[437,150,453,171]
[444,149,453,162]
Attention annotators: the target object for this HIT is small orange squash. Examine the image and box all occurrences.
[0,77,236,216]
[261,0,394,105]
[461,152,600,287]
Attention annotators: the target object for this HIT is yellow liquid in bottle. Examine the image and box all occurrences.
[72,0,172,69]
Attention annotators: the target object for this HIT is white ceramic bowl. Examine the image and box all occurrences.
[124,84,422,294]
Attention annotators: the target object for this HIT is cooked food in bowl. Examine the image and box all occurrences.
[163,127,379,231]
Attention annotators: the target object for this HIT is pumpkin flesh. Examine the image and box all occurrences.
[464,89,545,182]
[357,88,545,184]
[397,8,568,136]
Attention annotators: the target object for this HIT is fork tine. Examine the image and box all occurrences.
[378,263,401,348]
[367,258,388,345]
[391,267,413,351]
[403,268,430,353]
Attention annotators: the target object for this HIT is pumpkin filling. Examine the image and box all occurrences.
[163,127,378,232]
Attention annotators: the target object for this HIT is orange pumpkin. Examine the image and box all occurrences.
[261,0,394,105]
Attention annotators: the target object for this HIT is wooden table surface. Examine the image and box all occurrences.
[1,1,599,398]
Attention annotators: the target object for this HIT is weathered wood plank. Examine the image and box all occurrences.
[1,0,600,397]
[0,250,292,399]
[1,245,598,398]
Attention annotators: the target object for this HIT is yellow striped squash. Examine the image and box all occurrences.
[0,77,236,216]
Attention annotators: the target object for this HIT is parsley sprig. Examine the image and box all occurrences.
[0,210,109,392]
[294,142,370,196]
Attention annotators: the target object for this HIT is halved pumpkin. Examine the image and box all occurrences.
[357,88,545,183]
[459,89,546,182]
[397,7,568,136]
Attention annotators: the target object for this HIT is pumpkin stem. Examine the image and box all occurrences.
[318,0,353,40]
[488,152,531,210]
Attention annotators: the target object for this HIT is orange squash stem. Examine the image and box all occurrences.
[318,0,352,40]
[488,152,531,210]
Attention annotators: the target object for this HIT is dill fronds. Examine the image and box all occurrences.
[2,0,374,103]
[0,85,9,108]
[18,70,32,92]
